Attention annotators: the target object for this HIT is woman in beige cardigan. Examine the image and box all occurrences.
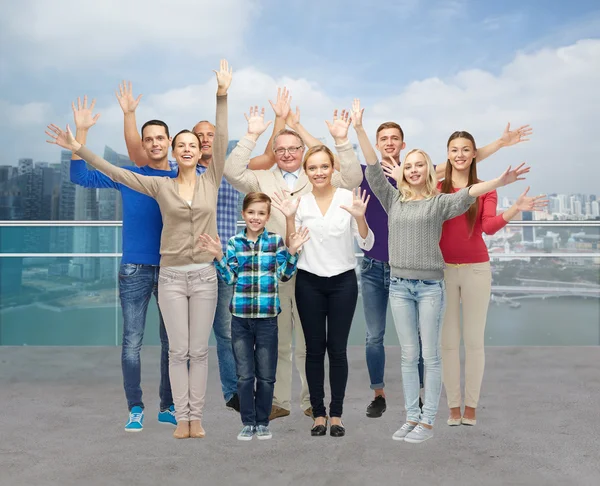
[46,61,231,440]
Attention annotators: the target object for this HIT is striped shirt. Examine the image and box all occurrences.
[215,228,298,318]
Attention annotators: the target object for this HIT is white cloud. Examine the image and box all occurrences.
[0,0,260,69]
[0,101,52,126]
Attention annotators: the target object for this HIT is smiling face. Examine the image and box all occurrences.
[304,150,334,189]
[193,121,215,159]
[447,137,477,172]
[273,133,305,173]
[242,201,270,234]
[171,131,201,169]
[403,151,429,189]
[141,125,171,162]
[375,127,405,160]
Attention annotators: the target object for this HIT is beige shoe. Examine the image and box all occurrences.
[190,420,205,438]
[447,417,462,426]
[173,421,190,439]
[461,417,477,426]
[269,406,290,421]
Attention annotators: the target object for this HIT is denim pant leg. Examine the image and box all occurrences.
[360,257,389,390]
[417,280,446,427]
[119,264,154,411]
[389,279,421,424]
[153,268,173,411]
[213,277,238,402]
[231,316,257,426]
[254,317,279,426]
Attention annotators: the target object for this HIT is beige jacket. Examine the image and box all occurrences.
[224,137,363,237]
[75,95,228,266]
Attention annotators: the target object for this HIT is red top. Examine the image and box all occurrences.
[438,182,507,264]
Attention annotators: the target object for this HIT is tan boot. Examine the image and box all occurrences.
[269,406,290,421]
[190,420,205,438]
[173,421,190,439]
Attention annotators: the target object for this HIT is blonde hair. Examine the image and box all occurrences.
[398,149,439,201]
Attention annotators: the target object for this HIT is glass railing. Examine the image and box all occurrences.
[1,221,598,346]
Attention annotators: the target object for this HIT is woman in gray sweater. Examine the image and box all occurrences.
[356,117,528,443]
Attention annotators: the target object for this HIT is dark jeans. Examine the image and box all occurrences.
[231,315,278,427]
[360,256,424,389]
[119,263,172,411]
[295,269,358,418]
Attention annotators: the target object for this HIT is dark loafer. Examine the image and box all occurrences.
[311,419,327,436]
[330,423,345,437]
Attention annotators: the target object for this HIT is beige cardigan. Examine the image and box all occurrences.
[224,137,363,237]
[74,95,228,266]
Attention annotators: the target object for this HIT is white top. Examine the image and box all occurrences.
[295,188,374,277]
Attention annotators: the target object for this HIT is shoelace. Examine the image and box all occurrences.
[129,412,143,423]
[400,423,414,431]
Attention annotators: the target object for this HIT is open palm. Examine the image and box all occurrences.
[271,190,299,218]
[340,188,370,218]
[214,59,233,94]
[325,109,351,140]
[515,187,548,211]
[45,124,81,152]
[245,106,273,136]
[288,226,310,254]
[116,81,142,114]
[72,95,101,130]
[500,122,533,147]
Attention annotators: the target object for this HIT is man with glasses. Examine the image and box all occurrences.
[224,99,363,420]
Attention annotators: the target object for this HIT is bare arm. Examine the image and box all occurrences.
[435,122,533,178]
[115,81,149,167]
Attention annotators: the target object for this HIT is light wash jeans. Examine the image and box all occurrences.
[389,277,446,426]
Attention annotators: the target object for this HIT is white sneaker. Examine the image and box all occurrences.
[404,424,434,443]
[392,422,417,441]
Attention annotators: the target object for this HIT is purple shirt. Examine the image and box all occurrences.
[360,164,395,262]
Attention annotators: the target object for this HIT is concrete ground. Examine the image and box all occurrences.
[1,346,599,486]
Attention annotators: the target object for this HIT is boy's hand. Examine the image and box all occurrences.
[288,226,310,255]
[197,234,224,260]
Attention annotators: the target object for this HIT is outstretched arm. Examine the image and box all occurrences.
[351,99,379,165]
[327,109,363,188]
[435,122,533,178]
[46,124,160,197]
[468,163,530,198]
[116,81,149,167]
[248,87,290,170]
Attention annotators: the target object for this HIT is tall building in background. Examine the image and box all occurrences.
[522,211,535,242]
[18,158,33,176]
[53,150,76,257]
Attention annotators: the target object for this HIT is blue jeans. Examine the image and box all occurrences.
[119,263,172,411]
[213,277,238,402]
[361,256,424,390]
[389,277,446,426]
[231,316,278,427]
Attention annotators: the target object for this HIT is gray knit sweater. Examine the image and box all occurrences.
[365,162,476,280]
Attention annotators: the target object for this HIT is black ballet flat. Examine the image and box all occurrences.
[311,418,328,436]
[330,423,345,437]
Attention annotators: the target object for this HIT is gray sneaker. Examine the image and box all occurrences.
[404,424,434,443]
[392,422,417,441]
[255,425,272,440]
[237,425,255,441]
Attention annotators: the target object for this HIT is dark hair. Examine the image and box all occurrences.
[376,122,404,142]
[171,129,202,150]
[141,120,170,139]
[303,145,334,170]
[441,131,479,233]
[242,192,272,214]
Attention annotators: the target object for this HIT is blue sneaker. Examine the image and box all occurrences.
[158,405,177,425]
[125,406,144,432]
[237,425,255,441]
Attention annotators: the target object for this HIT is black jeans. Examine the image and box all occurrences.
[295,269,358,418]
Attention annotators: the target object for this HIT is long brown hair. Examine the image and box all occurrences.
[441,131,479,233]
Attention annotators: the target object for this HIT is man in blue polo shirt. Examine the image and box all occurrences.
[70,96,178,431]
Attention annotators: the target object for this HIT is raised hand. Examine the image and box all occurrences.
[325,109,351,142]
[269,87,291,120]
[116,81,142,114]
[496,162,530,187]
[288,226,310,255]
[340,188,370,218]
[351,98,364,129]
[271,190,299,218]
[72,95,101,131]
[515,187,548,212]
[45,124,81,152]
[245,106,273,137]
[286,106,301,130]
[500,122,533,147]
[197,234,223,259]
[214,59,233,95]
[381,155,402,182]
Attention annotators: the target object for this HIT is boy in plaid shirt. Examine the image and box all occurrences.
[198,192,309,441]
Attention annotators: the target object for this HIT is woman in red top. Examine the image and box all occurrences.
[438,131,547,426]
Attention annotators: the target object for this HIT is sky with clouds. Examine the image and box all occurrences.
[1,0,599,196]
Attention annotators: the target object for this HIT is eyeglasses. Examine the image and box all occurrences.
[274,146,303,156]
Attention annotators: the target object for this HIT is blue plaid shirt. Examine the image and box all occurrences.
[169,160,239,251]
[215,228,299,318]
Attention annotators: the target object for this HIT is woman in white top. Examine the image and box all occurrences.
[276,126,373,437]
